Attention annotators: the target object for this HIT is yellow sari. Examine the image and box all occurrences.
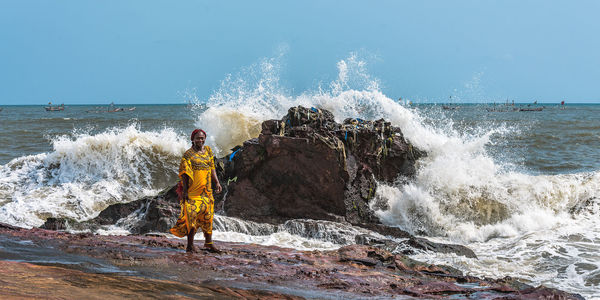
[170,145,215,237]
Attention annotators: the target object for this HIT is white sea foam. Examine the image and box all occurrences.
[0,124,188,228]
[212,231,340,251]
[410,210,600,299]
[375,170,600,242]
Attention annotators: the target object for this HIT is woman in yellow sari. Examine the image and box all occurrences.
[170,129,222,253]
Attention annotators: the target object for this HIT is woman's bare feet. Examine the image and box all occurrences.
[186,229,197,253]
[202,232,220,253]
[203,243,221,253]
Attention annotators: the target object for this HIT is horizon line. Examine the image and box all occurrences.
[1,102,598,106]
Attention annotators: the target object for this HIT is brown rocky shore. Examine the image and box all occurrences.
[0,223,583,299]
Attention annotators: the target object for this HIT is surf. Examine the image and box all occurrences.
[0,124,188,228]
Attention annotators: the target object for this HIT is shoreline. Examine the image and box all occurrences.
[0,223,583,299]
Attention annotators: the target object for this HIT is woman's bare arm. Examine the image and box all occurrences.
[211,169,222,193]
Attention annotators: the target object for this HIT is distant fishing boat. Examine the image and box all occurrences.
[397,97,413,106]
[106,102,124,112]
[442,105,459,110]
[519,107,543,112]
[519,100,544,111]
[45,102,64,111]
[486,107,518,112]
[85,103,135,113]
[443,95,460,110]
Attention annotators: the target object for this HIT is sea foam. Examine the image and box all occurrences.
[0,125,188,228]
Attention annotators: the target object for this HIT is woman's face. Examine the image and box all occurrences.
[193,132,206,149]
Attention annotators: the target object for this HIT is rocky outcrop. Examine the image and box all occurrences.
[216,106,424,225]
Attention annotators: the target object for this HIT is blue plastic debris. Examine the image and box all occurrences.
[310,107,318,113]
[344,131,348,140]
[229,149,240,161]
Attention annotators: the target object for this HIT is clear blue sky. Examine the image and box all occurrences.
[1,1,599,104]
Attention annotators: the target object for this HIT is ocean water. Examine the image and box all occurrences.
[1,56,599,298]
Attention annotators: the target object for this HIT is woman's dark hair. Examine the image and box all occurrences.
[191,129,206,140]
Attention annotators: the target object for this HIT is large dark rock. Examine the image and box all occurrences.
[404,236,477,258]
[217,106,424,225]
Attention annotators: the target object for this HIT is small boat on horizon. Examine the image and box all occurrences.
[442,105,459,110]
[518,100,544,112]
[45,102,64,111]
[486,107,518,112]
[519,107,544,112]
[86,102,135,113]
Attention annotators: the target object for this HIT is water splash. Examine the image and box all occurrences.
[0,124,188,228]
[448,71,487,103]
[196,50,294,155]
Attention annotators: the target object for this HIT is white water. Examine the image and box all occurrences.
[0,125,188,228]
[0,53,598,298]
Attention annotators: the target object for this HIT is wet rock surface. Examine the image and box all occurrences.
[0,224,583,300]
[0,260,302,300]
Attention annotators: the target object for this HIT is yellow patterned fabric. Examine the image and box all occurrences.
[170,146,215,237]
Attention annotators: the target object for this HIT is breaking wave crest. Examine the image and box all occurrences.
[0,124,188,228]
